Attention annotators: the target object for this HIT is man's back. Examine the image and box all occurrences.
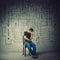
[24,31,31,40]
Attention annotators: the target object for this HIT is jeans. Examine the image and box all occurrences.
[24,41,36,55]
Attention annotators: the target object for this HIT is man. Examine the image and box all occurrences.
[24,28,38,58]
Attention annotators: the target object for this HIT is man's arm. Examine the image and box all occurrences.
[30,34,33,40]
[24,36,31,41]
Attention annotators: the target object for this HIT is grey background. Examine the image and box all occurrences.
[0,0,60,60]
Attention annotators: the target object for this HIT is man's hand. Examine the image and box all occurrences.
[30,37,33,40]
[24,36,31,41]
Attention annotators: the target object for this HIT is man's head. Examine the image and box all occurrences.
[29,28,34,33]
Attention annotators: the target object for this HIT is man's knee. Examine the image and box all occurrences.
[24,42,30,48]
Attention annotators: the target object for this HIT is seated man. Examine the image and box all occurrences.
[24,28,38,58]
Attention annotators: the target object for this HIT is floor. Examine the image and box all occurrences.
[0,51,60,60]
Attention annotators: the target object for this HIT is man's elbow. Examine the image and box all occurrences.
[24,36,27,40]
[24,36,26,39]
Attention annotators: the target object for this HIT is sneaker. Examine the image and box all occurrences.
[32,55,38,58]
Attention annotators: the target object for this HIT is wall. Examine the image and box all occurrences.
[0,0,58,53]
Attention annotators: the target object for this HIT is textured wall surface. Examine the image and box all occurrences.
[0,0,58,53]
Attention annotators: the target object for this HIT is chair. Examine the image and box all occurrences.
[23,36,30,56]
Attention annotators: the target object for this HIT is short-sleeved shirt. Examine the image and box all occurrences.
[24,31,31,40]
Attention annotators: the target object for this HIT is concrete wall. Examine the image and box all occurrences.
[0,0,57,53]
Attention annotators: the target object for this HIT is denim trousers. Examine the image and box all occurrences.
[24,41,36,55]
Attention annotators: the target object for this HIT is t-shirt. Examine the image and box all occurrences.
[24,31,31,39]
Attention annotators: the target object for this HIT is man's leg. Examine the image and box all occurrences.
[30,41,37,55]
[24,41,34,55]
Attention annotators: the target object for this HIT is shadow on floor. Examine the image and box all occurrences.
[37,50,60,55]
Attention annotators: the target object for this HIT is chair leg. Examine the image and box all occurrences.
[23,46,26,56]
[23,46,31,56]
[29,52,31,56]
[24,47,26,56]
[23,46,24,55]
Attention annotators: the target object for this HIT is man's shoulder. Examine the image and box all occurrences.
[24,31,28,34]
[24,31,28,36]
[24,31,28,33]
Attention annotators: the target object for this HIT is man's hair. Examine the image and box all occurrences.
[29,28,34,32]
